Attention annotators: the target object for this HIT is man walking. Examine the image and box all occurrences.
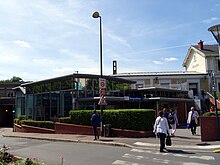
[91,110,100,140]
[187,107,199,135]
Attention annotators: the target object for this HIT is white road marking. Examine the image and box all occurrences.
[134,142,220,150]
[182,163,209,165]
[112,160,144,165]
[131,148,215,161]
[122,153,146,160]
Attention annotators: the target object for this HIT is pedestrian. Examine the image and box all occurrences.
[163,108,170,128]
[187,107,199,135]
[91,110,100,140]
[153,110,170,152]
[168,108,179,136]
[210,106,215,113]
[162,108,169,120]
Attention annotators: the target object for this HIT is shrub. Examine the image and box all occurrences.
[68,109,155,131]
[21,120,54,129]
[59,117,72,124]
[203,111,220,117]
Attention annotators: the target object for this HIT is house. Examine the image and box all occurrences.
[112,41,219,123]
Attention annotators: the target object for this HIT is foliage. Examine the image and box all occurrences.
[21,120,54,129]
[0,144,46,165]
[0,76,23,83]
[59,117,72,124]
[14,115,27,125]
[68,109,155,131]
[203,111,220,116]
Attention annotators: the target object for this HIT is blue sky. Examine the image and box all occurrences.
[0,0,219,81]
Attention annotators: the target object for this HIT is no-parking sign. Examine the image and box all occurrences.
[99,78,106,89]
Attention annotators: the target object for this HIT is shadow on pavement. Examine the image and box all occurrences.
[196,143,211,146]
[174,135,200,140]
[99,139,114,142]
[167,149,195,154]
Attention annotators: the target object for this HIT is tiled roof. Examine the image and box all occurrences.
[192,44,219,56]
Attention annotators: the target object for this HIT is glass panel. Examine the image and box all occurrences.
[42,83,51,92]
[51,81,61,91]
[32,84,42,93]
[26,94,33,119]
[61,79,72,90]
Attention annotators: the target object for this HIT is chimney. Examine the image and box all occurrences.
[198,40,204,50]
[113,60,117,75]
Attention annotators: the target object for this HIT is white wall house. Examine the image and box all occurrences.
[114,41,219,99]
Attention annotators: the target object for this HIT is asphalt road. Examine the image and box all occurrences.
[1,135,220,165]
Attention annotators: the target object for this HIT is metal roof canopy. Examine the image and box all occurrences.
[20,73,136,87]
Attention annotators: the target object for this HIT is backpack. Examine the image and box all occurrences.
[168,112,175,124]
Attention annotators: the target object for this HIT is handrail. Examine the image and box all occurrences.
[207,92,220,104]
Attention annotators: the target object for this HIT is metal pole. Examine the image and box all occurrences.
[212,73,220,140]
[99,15,104,136]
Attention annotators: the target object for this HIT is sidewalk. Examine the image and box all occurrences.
[1,127,220,151]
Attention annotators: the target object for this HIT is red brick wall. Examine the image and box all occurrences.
[14,122,155,138]
[55,122,94,135]
[200,116,220,141]
[111,128,154,138]
[14,124,55,134]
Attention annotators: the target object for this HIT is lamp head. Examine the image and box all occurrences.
[208,24,220,45]
[92,11,100,18]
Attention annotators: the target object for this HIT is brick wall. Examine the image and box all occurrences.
[200,116,220,141]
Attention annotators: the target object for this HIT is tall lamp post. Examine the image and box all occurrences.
[92,11,104,136]
[208,24,220,140]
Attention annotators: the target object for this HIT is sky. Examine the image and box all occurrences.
[0,0,219,81]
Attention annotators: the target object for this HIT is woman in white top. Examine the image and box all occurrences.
[153,110,170,152]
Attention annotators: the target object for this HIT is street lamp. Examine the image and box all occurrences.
[208,24,220,140]
[92,11,104,136]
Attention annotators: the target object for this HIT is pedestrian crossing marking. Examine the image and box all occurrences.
[134,141,220,150]
[122,153,146,160]
[130,149,215,161]
[112,160,144,165]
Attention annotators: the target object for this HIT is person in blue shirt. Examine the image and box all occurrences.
[91,110,100,140]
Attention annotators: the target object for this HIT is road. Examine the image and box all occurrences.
[0,135,220,165]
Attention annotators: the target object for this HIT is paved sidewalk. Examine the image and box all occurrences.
[1,127,220,151]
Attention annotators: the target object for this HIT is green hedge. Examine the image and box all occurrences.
[21,120,54,129]
[68,109,155,131]
[203,111,220,117]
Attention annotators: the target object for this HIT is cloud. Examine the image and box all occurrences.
[14,40,31,48]
[105,29,131,48]
[162,57,178,62]
[153,61,163,65]
[202,17,219,24]
[153,57,178,65]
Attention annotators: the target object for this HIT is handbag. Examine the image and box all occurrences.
[166,135,172,146]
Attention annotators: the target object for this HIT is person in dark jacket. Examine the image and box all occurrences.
[91,110,100,140]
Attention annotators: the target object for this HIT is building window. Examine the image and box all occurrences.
[218,60,220,71]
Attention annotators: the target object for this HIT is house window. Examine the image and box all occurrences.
[160,83,170,88]
[136,84,143,88]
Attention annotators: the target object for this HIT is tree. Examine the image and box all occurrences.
[0,76,23,83]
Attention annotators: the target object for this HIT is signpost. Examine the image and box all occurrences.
[98,78,107,136]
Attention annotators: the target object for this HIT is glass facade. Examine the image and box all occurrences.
[15,75,132,120]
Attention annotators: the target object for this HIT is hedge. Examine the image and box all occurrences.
[66,109,155,131]
[21,120,54,129]
[203,111,220,117]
